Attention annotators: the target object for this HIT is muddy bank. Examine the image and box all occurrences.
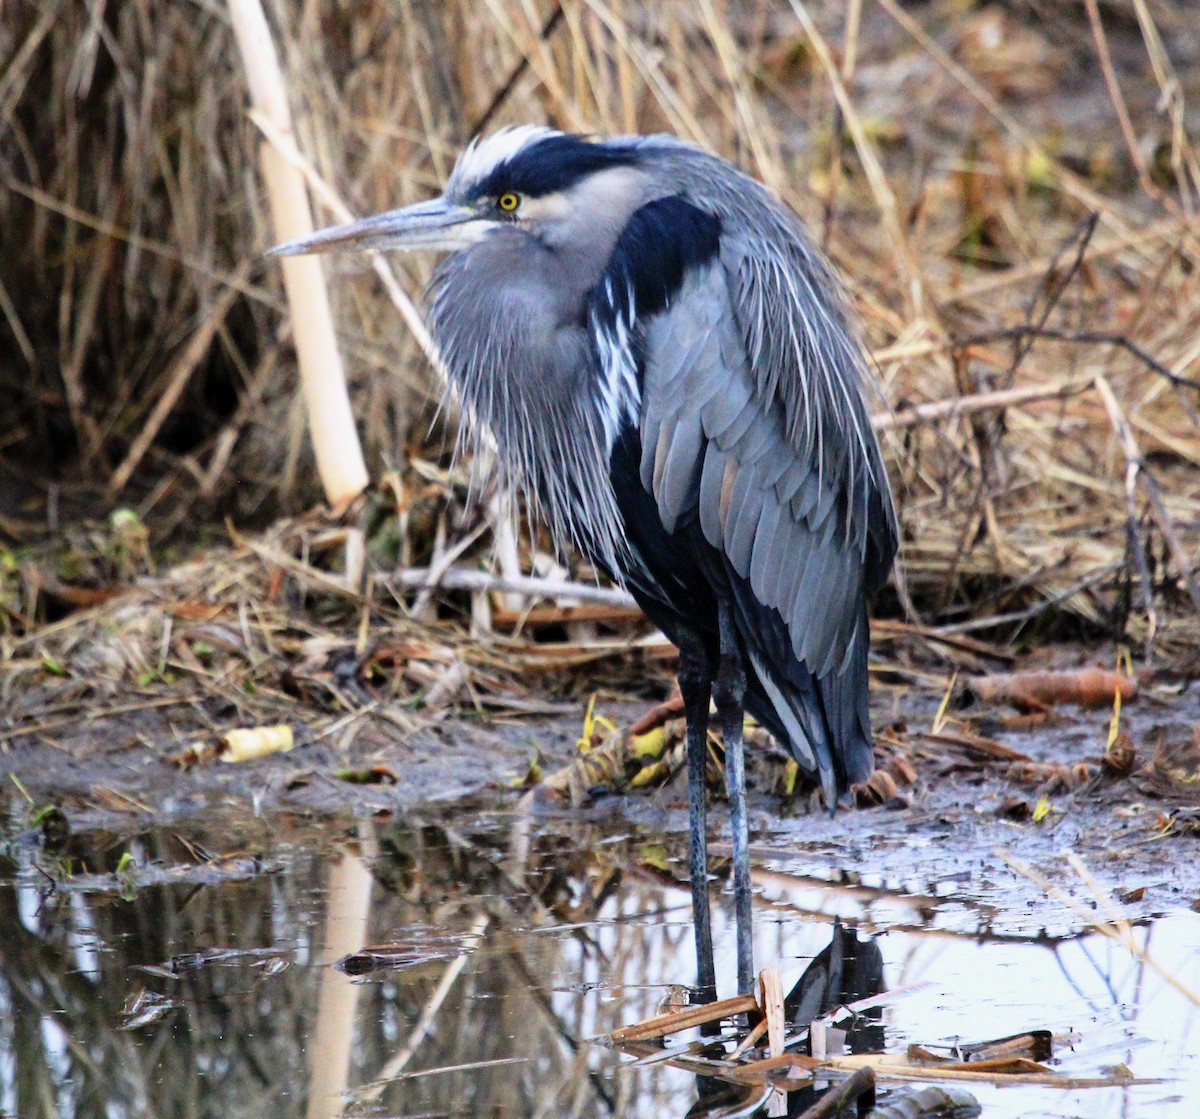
[3,654,1199,928]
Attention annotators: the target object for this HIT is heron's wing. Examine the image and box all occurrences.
[637,252,865,682]
[626,138,897,593]
[718,223,897,595]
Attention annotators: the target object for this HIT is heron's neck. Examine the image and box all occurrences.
[429,242,629,575]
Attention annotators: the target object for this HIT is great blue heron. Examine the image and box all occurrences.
[271,127,897,1000]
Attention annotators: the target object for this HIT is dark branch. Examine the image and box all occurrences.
[470,4,565,137]
[954,324,1200,394]
[1004,212,1100,389]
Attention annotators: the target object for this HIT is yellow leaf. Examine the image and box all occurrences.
[630,760,672,788]
[639,842,671,871]
[1107,647,1130,750]
[1026,148,1054,189]
[783,759,800,797]
[1032,795,1052,823]
[630,726,666,760]
[577,694,616,753]
[931,672,958,734]
[577,694,598,752]
[509,750,542,787]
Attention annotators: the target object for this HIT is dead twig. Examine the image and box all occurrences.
[608,994,759,1043]
[391,565,639,608]
[470,3,565,135]
[951,326,1200,394]
[1093,374,1200,612]
[1002,213,1099,391]
[872,375,1094,432]
[1083,0,1171,211]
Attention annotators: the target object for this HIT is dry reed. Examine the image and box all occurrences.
[2,0,1199,656]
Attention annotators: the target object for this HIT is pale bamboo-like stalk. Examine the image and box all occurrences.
[305,842,375,1119]
[354,914,491,1103]
[226,0,368,511]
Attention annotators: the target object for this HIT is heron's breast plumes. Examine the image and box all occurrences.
[427,240,632,578]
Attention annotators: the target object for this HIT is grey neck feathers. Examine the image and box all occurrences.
[428,241,631,580]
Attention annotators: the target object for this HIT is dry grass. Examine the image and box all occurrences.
[2,0,1199,655]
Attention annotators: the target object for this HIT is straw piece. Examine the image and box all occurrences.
[609,994,759,1043]
[392,565,639,608]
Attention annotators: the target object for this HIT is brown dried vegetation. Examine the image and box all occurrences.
[2,0,1199,661]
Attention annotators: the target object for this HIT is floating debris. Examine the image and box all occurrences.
[336,927,479,976]
[119,990,179,1030]
[605,931,1155,1110]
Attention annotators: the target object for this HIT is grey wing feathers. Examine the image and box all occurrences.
[637,135,898,591]
[639,297,727,532]
[641,261,869,680]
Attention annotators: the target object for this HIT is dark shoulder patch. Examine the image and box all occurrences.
[600,196,722,322]
[469,134,642,201]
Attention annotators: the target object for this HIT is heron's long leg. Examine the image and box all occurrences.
[675,628,717,1007]
[714,599,754,996]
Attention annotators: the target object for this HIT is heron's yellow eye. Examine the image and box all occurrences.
[497,192,520,213]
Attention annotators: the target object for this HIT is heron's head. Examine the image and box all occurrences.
[269,127,651,260]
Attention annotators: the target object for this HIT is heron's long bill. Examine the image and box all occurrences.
[267,197,479,257]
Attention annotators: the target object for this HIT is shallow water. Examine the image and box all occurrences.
[1,800,1197,1119]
